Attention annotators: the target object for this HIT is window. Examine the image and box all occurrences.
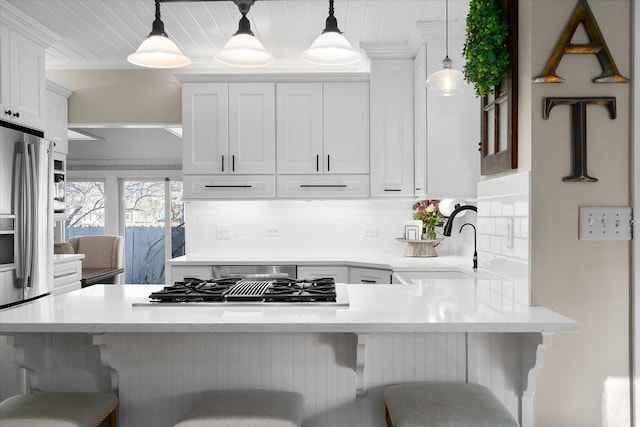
[65,181,105,239]
[122,179,184,284]
[480,0,518,175]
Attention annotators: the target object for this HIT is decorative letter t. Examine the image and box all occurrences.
[543,97,616,182]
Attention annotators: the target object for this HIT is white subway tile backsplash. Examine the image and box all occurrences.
[184,199,476,260]
[491,201,502,216]
[514,201,528,217]
[514,238,528,260]
[477,171,531,307]
[514,280,530,306]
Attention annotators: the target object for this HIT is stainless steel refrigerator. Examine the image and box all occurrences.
[0,125,53,309]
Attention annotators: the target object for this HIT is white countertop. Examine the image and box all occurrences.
[0,280,578,334]
[167,254,476,273]
[53,253,84,264]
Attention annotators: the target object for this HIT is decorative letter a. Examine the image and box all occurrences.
[534,0,629,83]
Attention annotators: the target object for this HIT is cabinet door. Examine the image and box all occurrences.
[370,59,414,196]
[349,267,392,284]
[323,82,369,174]
[229,83,275,174]
[413,45,428,197]
[47,88,68,154]
[297,265,349,283]
[7,29,46,131]
[276,83,323,173]
[0,25,10,123]
[183,83,229,175]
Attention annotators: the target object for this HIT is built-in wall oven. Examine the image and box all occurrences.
[53,156,65,215]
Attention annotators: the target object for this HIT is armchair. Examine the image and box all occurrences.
[68,235,125,284]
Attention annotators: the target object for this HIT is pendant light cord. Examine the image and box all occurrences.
[445,0,449,59]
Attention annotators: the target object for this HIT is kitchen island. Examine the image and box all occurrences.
[0,279,577,427]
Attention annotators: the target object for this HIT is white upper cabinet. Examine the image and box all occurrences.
[0,6,56,133]
[369,59,415,197]
[276,83,323,173]
[413,45,428,197]
[180,74,369,199]
[182,83,229,175]
[277,82,369,175]
[229,83,275,174]
[46,81,71,155]
[183,82,275,176]
[323,82,369,174]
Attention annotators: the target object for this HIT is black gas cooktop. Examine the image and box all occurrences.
[141,277,346,306]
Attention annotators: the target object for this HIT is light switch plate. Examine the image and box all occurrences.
[579,207,632,241]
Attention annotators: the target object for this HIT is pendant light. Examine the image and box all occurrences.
[426,0,465,96]
[301,0,361,66]
[127,0,190,69]
[215,0,274,67]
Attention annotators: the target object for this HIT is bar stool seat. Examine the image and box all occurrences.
[174,390,304,427]
[383,382,518,427]
[0,392,118,427]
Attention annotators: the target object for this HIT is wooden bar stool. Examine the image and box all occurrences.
[383,382,518,427]
[0,392,118,427]
[174,390,304,427]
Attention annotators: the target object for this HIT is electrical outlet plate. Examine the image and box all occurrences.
[265,227,279,237]
[364,226,378,237]
[216,225,231,240]
[579,206,632,241]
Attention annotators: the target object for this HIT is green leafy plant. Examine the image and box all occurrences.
[462,0,510,97]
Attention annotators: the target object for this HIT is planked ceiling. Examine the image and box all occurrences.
[7,0,470,70]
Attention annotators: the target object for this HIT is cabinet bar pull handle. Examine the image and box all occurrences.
[221,155,224,172]
[232,155,235,172]
[205,185,252,188]
[384,189,402,192]
[299,184,348,188]
[361,279,377,284]
[327,154,330,172]
[316,154,319,172]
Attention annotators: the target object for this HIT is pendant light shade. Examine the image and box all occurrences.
[426,57,465,96]
[127,0,190,69]
[301,0,361,66]
[426,0,464,96]
[215,1,274,67]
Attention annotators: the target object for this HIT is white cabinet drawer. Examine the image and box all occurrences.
[183,175,275,199]
[53,260,82,293]
[277,174,369,198]
[170,266,213,283]
[349,267,392,284]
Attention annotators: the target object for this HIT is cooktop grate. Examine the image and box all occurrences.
[225,280,273,301]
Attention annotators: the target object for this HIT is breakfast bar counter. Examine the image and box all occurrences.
[0,281,577,427]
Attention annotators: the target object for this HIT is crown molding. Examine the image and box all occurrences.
[408,20,467,53]
[0,0,59,47]
[359,42,415,60]
[46,80,72,98]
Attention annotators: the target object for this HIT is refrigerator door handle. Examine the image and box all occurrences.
[25,143,36,288]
